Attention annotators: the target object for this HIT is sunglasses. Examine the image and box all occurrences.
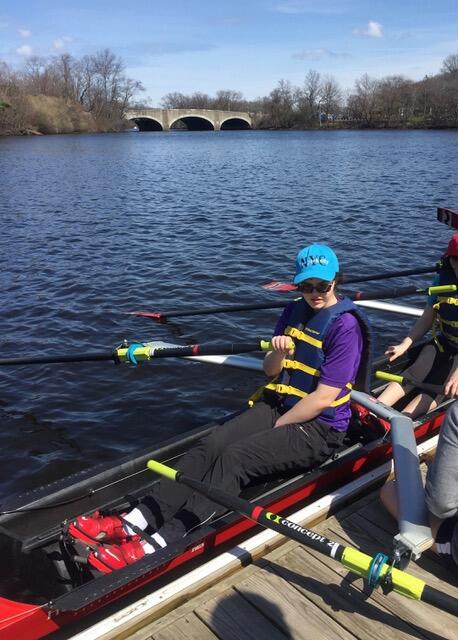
[297,281,333,294]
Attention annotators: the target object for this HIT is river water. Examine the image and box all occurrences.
[0,129,457,498]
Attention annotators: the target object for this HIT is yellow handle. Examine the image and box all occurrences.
[115,346,151,363]
[375,370,404,384]
[341,548,425,600]
[147,459,178,481]
[428,284,457,295]
[260,339,295,352]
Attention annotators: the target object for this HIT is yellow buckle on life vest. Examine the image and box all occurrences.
[285,326,323,349]
[264,382,308,399]
[263,382,351,407]
[434,296,458,309]
[282,359,320,377]
[247,383,269,408]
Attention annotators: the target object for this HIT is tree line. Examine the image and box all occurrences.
[156,54,458,129]
[0,49,144,134]
[1,50,457,135]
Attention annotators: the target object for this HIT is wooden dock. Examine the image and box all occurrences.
[122,490,457,640]
[69,456,458,640]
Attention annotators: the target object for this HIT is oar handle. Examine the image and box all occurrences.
[376,371,404,384]
[147,460,179,481]
[428,284,456,294]
[146,459,458,614]
[375,371,443,395]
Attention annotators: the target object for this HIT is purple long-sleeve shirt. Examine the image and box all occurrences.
[274,300,363,431]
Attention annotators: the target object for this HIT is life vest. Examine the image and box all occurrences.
[262,297,372,420]
[433,261,458,352]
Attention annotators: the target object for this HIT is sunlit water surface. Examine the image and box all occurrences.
[1,129,457,496]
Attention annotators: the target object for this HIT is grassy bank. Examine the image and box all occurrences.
[0,95,127,136]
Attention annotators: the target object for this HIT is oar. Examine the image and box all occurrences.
[130,284,455,321]
[375,371,444,396]
[263,265,438,291]
[146,459,458,616]
[131,300,291,320]
[437,206,458,229]
[0,339,283,367]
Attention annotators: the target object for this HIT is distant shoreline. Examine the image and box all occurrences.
[3,124,457,137]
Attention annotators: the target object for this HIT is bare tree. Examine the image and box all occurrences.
[348,74,380,125]
[50,53,79,102]
[320,75,342,120]
[376,75,413,125]
[441,54,458,75]
[23,56,58,95]
[297,70,321,124]
[161,92,188,108]
[262,79,296,128]
[213,89,244,110]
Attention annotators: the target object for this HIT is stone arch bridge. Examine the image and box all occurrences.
[124,108,252,131]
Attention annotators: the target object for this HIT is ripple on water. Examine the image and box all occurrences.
[0,129,457,495]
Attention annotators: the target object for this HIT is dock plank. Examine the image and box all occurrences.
[232,568,357,640]
[126,564,264,639]
[152,613,217,640]
[314,520,458,639]
[116,459,457,640]
[270,545,433,640]
[336,511,458,592]
[195,584,288,640]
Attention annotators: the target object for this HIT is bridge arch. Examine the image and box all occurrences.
[129,117,163,132]
[124,108,252,132]
[170,115,214,131]
[220,117,252,130]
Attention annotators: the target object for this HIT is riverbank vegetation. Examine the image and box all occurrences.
[0,49,143,135]
[158,54,458,129]
[1,51,457,135]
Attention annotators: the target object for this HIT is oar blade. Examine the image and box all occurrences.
[262,281,297,292]
[437,207,458,229]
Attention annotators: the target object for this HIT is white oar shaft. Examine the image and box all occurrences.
[185,353,264,371]
[355,300,422,317]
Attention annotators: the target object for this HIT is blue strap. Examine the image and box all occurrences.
[368,552,389,588]
[126,342,144,365]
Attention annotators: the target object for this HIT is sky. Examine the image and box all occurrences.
[1,1,457,105]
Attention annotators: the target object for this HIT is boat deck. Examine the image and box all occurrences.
[70,463,458,640]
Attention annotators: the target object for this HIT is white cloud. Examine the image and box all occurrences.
[52,36,72,50]
[353,20,384,38]
[16,44,33,57]
[18,28,31,37]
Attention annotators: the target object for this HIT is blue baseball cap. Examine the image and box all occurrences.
[293,244,339,284]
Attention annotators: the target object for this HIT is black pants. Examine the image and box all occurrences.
[138,401,345,543]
